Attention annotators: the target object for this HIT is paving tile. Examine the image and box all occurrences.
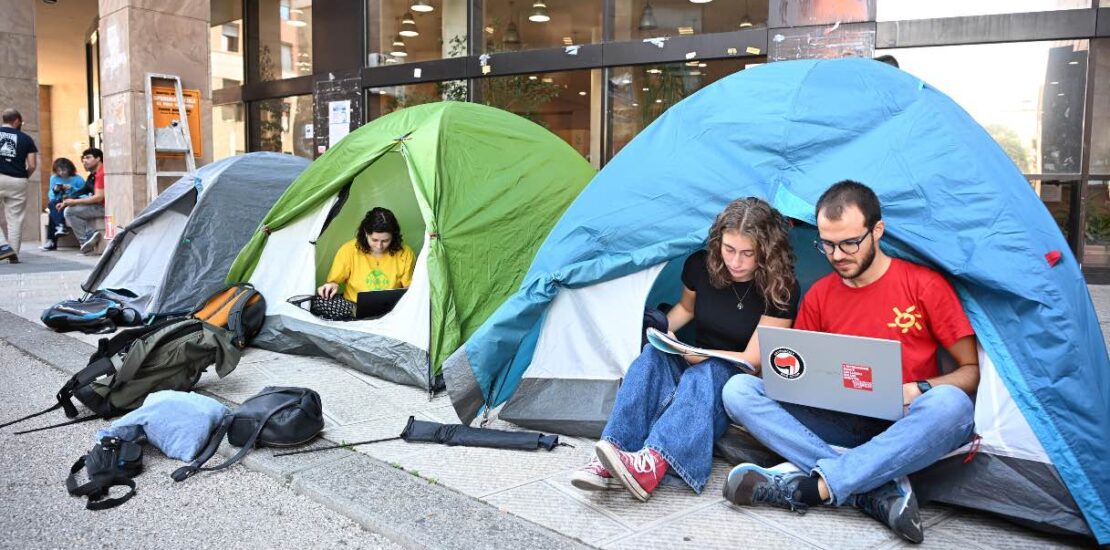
[323,413,439,464]
[873,532,984,550]
[394,439,592,498]
[485,480,631,546]
[603,502,818,550]
[739,502,896,549]
[933,510,1091,549]
[549,459,732,531]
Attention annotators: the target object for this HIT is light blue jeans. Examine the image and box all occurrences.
[601,345,738,493]
[722,374,974,505]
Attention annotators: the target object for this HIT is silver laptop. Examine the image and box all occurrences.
[757,326,904,421]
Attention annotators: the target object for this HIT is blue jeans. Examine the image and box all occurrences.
[601,345,738,493]
[722,375,974,505]
[46,198,66,241]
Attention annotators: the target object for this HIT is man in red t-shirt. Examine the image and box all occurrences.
[61,147,106,254]
[721,181,979,544]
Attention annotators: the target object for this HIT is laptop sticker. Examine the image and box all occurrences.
[769,348,805,380]
[841,363,873,391]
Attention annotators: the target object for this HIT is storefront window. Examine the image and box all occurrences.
[1090,39,1110,176]
[482,0,603,52]
[1086,180,1110,268]
[613,0,767,42]
[878,40,1089,175]
[211,0,244,91]
[770,0,870,27]
[368,80,466,117]
[477,69,600,165]
[608,58,755,158]
[368,0,467,66]
[877,0,1090,22]
[212,103,246,161]
[255,95,314,158]
[259,0,312,81]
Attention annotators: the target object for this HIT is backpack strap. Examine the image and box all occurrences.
[224,288,262,348]
[65,456,137,511]
[171,400,290,482]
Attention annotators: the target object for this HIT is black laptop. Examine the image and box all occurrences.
[355,288,407,319]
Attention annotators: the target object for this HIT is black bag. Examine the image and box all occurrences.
[66,435,145,510]
[0,318,241,432]
[172,387,324,481]
[41,294,141,334]
[287,294,354,322]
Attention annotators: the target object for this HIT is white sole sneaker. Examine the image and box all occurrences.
[595,440,651,502]
[570,469,621,491]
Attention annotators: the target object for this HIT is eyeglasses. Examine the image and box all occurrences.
[813,227,874,256]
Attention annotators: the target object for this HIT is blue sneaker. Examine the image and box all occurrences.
[723,462,808,513]
[852,476,924,544]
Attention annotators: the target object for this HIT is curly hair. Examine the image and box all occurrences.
[52,157,77,177]
[705,197,797,312]
[356,207,404,255]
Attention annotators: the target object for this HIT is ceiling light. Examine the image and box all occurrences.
[632,102,639,106]
[484,26,494,34]
[400,12,419,37]
[642,87,649,91]
[698,63,707,68]
[390,35,408,57]
[689,70,701,76]
[504,20,521,45]
[646,68,662,74]
[690,0,713,3]
[529,75,538,80]
[1050,81,1059,85]
[686,61,699,66]
[528,1,550,23]
[1058,92,1065,96]
[542,77,553,83]
[411,0,434,12]
[578,91,587,96]
[639,2,658,31]
[739,16,752,28]
[1068,60,1079,65]
[677,26,694,35]
[655,99,663,103]
[562,36,573,45]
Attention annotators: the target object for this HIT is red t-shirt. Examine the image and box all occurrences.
[795,258,975,382]
[94,164,104,192]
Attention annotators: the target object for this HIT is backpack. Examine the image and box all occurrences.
[40,294,142,334]
[191,283,266,349]
[172,387,324,481]
[0,318,242,432]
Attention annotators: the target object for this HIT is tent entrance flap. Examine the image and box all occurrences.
[313,150,427,287]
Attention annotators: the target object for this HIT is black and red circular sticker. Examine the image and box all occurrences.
[768,347,805,380]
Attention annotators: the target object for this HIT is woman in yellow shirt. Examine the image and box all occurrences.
[317,207,416,303]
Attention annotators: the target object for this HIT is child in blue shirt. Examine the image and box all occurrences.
[42,157,87,250]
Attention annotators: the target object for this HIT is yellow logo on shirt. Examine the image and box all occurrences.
[888,305,923,334]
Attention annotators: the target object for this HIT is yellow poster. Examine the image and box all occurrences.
[151,86,202,158]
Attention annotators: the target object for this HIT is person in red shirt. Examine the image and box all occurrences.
[60,147,106,254]
[720,181,979,544]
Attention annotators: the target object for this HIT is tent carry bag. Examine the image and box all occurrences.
[172,387,323,481]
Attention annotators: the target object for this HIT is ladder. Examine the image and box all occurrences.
[143,73,196,202]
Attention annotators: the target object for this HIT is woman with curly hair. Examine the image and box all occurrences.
[317,207,416,304]
[571,197,800,501]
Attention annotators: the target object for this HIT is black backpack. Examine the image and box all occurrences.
[172,387,324,481]
[41,294,142,334]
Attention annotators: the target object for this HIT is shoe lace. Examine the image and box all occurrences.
[752,475,808,514]
[628,450,659,476]
[585,457,608,475]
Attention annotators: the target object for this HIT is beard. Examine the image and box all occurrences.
[830,240,877,280]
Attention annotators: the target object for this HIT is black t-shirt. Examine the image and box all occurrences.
[680,250,800,351]
[0,127,37,179]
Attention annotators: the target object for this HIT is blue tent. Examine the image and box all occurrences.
[442,58,1108,541]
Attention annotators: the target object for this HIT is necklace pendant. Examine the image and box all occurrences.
[736,302,744,311]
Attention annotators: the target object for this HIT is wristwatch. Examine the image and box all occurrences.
[915,380,933,394]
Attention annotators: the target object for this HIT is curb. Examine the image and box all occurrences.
[0,309,589,550]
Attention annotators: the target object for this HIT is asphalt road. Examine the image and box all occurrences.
[0,341,401,550]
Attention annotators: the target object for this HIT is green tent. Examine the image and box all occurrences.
[227,102,595,388]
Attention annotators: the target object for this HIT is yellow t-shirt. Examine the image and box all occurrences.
[326,240,416,302]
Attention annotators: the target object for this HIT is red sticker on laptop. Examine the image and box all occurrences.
[841,363,873,391]
[769,348,805,380]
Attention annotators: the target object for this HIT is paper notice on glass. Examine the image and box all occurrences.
[329,100,350,125]
[329,122,349,145]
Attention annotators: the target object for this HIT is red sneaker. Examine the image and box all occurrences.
[595,440,668,501]
[570,456,620,491]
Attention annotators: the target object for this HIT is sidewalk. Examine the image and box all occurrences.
[0,247,1101,549]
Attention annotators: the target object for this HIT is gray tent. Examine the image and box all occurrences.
[83,152,310,319]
